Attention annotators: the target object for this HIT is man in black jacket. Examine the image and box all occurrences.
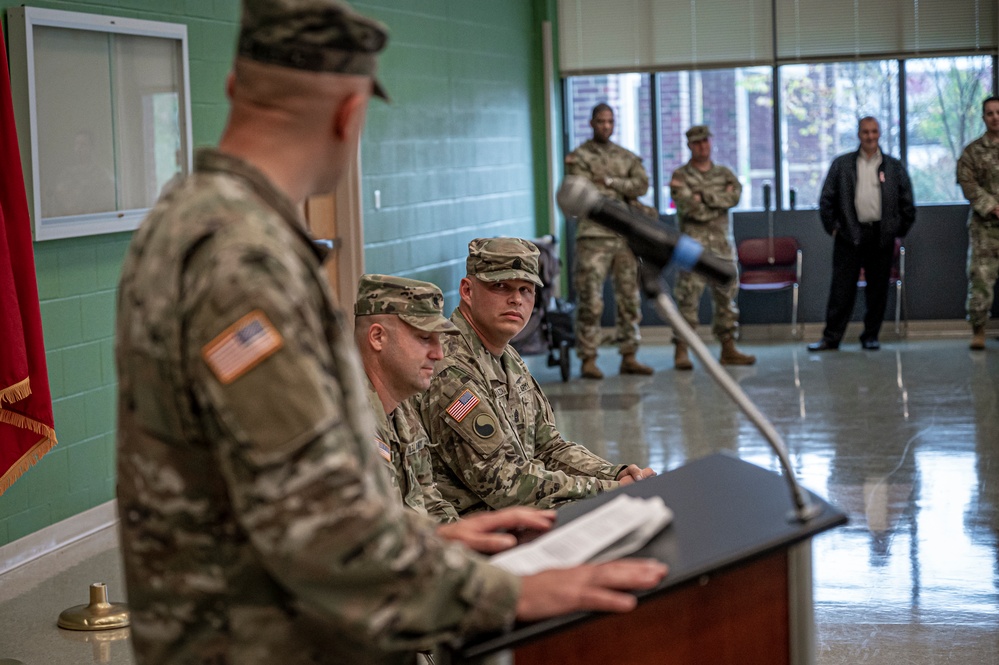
[808,117,916,351]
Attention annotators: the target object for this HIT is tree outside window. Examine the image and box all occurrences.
[564,56,993,214]
[906,56,994,204]
[779,60,899,209]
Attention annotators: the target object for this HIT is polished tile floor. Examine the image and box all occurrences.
[538,337,999,665]
[1,338,997,664]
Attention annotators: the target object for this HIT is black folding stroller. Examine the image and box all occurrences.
[510,235,575,382]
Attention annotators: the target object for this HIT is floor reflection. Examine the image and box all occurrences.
[535,338,999,665]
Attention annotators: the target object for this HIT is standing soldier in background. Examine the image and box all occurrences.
[957,95,999,351]
[566,103,654,379]
[670,125,755,370]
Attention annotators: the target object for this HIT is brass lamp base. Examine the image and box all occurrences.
[58,582,130,631]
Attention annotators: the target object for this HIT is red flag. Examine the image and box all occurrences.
[1,28,57,495]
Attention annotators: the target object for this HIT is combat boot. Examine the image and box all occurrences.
[970,325,986,351]
[674,341,693,371]
[580,356,604,380]
[620,353,654,375]
[719,337,756,366]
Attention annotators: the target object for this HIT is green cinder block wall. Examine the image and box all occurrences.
[355,0,552,308]
[0,0,239,548]
[0,0,553,548]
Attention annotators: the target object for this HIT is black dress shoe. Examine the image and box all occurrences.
[861,338,880,350]
[807,340,839,352]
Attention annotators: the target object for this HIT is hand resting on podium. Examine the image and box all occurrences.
[436,507,557,554]
[438,503,669,623]
[617,464,657,484]
[515,559,668,620]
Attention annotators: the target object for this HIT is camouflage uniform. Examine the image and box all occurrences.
[956,132,999,329]
[364,381,459,522]
[565,139,650,358]
[419,238,625,515]
[115,4,517,665]
[355,274,460,523]
[670,131,743,341]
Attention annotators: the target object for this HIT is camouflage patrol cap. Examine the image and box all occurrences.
[238,0,390,100]
[686,125,712,142]
[354,274,458,333]
[466,237,543,287]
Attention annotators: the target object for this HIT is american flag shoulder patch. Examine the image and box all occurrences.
[445,388,480,423]
[375,437,391,462]
[202,310,284,384]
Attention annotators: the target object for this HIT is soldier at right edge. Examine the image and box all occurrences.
[957,95,999,351]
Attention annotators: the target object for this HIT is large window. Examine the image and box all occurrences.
[659,67,775,211]
[906,56,994,204]
[565,55,994,214]
[779,60,900,208]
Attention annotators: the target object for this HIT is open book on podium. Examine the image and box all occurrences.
[489,494,673,575]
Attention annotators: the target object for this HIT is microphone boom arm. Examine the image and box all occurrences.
[641,267,822,523]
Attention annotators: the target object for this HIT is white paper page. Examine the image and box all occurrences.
[588,500,673,564]
[490,494,672,576]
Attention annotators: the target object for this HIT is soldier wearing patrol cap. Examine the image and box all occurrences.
[418,237,656,516]
[957,96,999,350]
[354,274,461,523]
[565,103,655,379]
[670,124,756,370]
[115,2,666,654]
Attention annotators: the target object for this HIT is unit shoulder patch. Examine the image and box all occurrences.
[472,413,496,439]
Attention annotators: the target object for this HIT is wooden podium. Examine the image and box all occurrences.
[442,453,847,665]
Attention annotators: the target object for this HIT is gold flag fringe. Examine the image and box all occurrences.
[0,376,31,407]
[0,411,58,497]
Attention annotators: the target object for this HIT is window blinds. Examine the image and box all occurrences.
[775,0,997,62]
[557,0,997,74]
[557,0,773,75]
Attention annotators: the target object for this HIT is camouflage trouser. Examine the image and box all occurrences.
[573,236,642,358]
[673,225,740,341]
[967,221,999,328]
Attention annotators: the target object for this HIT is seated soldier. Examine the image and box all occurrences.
[418,237,655,515]
[355,273,556,553]
[355,274,461,522]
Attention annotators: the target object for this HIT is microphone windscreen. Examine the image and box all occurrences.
[557,176,602,219]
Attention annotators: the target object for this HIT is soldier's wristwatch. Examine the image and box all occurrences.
[604,176,614,188]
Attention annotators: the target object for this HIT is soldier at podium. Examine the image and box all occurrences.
[114,2,667,663]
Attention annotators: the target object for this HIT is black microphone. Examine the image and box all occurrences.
[557,176,736,286]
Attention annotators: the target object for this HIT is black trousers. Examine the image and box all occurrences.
[821,223,895,344]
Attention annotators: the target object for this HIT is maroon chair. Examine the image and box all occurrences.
[857,238,907,337]
[737,237,802,339]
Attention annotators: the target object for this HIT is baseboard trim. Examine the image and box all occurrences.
[637,319,992,345]
[0,500,118,577]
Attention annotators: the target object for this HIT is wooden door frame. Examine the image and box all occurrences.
[305,150,365,318]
